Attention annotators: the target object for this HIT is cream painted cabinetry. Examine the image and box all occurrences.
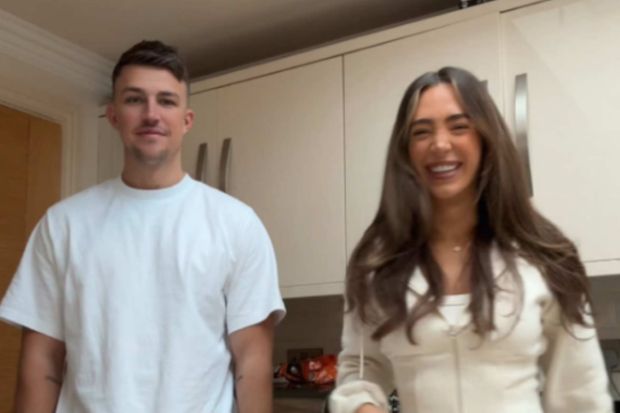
[502,0,620,275]
[96,0,620,299]
[187,57,346,298]
[214,57,346,297]
[344,1,620,277]
[182,90,218,184]
[343,13,502,257]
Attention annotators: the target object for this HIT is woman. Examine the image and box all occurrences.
[329,67,612,413]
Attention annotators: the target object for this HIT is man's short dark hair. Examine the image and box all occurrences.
[112,40,189,90]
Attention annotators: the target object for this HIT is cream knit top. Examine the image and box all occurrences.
[330,247,612,413]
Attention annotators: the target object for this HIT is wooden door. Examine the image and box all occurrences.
[0,104,62,411]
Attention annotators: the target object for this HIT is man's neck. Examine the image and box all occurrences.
[121,161,185,190]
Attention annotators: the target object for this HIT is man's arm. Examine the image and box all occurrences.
[229,315,276,413]
[14,328,66,413]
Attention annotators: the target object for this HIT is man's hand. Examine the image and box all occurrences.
[14,328,66,413]
[229,314,277,413]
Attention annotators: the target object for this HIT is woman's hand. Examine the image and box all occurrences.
[356,403,387,413]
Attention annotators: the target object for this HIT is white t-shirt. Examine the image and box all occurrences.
[0,175,286,413]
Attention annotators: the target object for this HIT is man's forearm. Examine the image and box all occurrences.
[15,367,63,413]
[14,329,65,413]
[234,360,273,413]
[229,317,277,413]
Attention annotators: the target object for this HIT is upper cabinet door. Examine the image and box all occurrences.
[183,90,218,186]
[502,0,620,276]
[217,57,346,298]
[344,13,501,257]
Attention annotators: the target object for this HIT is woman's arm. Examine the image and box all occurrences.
[539,301,613,413]
[329,311,393,413]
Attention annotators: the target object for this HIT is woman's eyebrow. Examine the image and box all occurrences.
[410,118,433,128]
[446,113,470,122]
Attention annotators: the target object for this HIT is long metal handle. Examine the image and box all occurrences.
[194,142,208,183]
[218,137,232,193]
[514,73,533,197]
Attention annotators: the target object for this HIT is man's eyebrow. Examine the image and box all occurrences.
[120,86,144,94]
[157,91,180,99]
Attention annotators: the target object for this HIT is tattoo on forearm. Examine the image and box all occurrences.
[236,374,244,383]
[45,375,62,386]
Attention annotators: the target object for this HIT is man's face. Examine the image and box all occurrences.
[107,65,194,168]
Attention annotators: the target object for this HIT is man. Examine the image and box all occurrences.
[0,40,285,413]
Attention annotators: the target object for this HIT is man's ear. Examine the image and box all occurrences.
[106,102,118,129]
[183,109,195,133]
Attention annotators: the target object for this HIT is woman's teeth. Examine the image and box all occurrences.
[429,164,459,173]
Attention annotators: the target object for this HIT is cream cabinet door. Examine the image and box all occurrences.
[502,0,620,276]
[344,13,502,257]
[217,57,346,297]
[97,115,123,183]
[184,90,218,186]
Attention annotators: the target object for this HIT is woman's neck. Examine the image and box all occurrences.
[430,197,477,248]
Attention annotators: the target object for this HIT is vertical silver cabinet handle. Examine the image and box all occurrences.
[194,143,208,183]
[514,73,533,197]
[218,137,232,193]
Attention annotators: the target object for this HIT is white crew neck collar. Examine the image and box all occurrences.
[115,174,195,200]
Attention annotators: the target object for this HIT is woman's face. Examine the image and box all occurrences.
[408,83,482,205]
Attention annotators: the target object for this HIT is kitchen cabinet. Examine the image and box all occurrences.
[97,115,123,183]
[95,0,620,298]
[343,13,502,257]
[502,0,620,275]
[182,90,218,184]
[214,57,346,298]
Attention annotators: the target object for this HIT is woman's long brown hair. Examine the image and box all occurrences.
[346,67,592,342]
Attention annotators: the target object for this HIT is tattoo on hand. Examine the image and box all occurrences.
[45,375,62,386]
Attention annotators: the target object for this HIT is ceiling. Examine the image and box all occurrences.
[0,0,459,79]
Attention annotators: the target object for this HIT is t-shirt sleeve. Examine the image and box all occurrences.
[0,212,64,341]
[224,209,285,334]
